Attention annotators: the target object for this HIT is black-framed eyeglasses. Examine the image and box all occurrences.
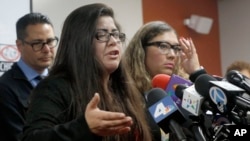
[144,41,182,55]
[22,37,59,52]
[95,31,126,42]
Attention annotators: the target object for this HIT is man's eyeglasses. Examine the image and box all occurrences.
[144,41,182,55]
[95,31,126,42]
[22,37,59,52]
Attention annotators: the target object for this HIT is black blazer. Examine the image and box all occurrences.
[0,63,33,141]
[21,76,162,141]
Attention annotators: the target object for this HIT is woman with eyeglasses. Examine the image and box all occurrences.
[21,3,153,141]
[123,21,203,141]
[124,21,201,89]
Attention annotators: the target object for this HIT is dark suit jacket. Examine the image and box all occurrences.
[21,76,162,141]
[0,63,33,141]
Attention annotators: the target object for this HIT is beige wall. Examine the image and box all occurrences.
[218,0,250,76]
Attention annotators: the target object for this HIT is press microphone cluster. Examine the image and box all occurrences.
[195,73,250,118]
[149,73,250,140]
[150,74,210,141]
[193,72,250,140]
[173,78,214,141]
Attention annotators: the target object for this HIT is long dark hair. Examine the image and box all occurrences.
[49,3,152,141]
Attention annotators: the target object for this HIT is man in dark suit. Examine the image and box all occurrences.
[0,12,58,141]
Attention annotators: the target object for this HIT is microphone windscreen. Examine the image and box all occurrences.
[175,84,188,99]
[152,74,171,89]
[146,88,167,106]
[194,74,217,97]
[226,70,243,84]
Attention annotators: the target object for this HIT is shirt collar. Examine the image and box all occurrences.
[17,58,49,81]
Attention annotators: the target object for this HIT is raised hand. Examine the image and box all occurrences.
[179,37,201,74]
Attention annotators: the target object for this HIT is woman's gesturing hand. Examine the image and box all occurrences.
[85,93,133,136]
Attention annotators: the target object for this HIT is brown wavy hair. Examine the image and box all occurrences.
[123,21,188,94]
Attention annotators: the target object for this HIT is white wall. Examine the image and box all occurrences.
[32,0,143,43]
[218,0,250,75]
[0,0,30,45]
[0,0,30,76]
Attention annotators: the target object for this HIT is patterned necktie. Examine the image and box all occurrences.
[33,75,42,87]
[35,75,42,81]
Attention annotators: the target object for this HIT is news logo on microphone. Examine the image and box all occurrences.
[209,81,245,114]
[165,74,192,106]
[181,85,204,116]
[148,95,178,123]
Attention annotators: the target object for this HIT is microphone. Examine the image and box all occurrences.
[174,84,188,100]
[175,85,213,115]
[194,74,228,115]
[195,74,248,115]
[226,70,250,95]
[150,74,210,140]
[151,74,171,90]
[151,74,191,120]
[194,74,218,98]
[177,85,205,116]
[146,88,187,141]
[151,74,192,106]
[176,84,214,117]
[175,84,212,141]
[194,74,250,125]
[165,74,193,106]
[195,74,250,125]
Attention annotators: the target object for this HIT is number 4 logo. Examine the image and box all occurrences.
[148,96,177,123]
[154,103,167,118]
[154,102,173,118]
